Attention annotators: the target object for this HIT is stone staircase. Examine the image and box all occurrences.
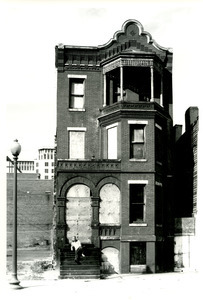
[59,244,101,279]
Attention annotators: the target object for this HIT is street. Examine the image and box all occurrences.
[1,271,201,300]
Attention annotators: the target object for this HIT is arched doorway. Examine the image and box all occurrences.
[66,184,92,244]
[101,247,119,274]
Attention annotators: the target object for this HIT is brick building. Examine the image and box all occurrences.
[54,19,174,277]
[174,107,199,271]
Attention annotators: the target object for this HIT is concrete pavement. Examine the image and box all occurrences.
[1,271,201,300]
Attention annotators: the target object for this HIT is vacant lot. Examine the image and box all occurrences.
[6,247,54,280]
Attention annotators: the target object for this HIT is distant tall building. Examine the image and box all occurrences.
[6,157,34,173]
[35,148,55,180]
[7,147,55,180]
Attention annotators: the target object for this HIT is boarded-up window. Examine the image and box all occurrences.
[99,183,120,224]
[66,184,92,243]
[107,126,117,159]
[69,131,85,159]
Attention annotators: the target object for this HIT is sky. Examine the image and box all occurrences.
[1,0,203,160]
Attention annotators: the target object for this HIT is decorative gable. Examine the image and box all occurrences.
[55,19,172,72]
[99,19,172,71]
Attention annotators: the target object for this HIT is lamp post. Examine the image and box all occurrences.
[10,139,21,288]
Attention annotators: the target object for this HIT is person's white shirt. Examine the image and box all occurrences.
[71,239,81,251]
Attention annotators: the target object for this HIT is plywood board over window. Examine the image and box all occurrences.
[99,183,120,224]
[67,127,86,159]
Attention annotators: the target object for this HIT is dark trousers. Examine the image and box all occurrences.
[75,246,83,262]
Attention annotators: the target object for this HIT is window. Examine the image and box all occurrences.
[130,242,146,265]
[107,123,118,159]
[129,184,146,223]
[69,78,85,109]
[67,127,86,159]
[45,176,49,180]
[130,125,145,159]
[155,183,163,225]
[155,124,163,163]
[45,162,49,166]
[45,169,49,173]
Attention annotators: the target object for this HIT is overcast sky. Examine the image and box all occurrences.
[1,0,203,160]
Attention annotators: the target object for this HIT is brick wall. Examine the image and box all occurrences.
[7,173,54,248]
[56,70,102,160]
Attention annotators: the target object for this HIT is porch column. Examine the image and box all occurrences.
[57,197,67,248]
[147,242,156,273]
[150,66,154,102]
[160,72,163,106]
[91,197,100,247]
[120,65,123,101]
[103,73,106,107]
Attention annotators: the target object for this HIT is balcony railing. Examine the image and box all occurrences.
[57,159,121,172]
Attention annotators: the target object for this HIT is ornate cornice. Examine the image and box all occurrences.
[55,19,173,72]
[98,19,172,54]
[57,160,121,172]
[64,65,101,72]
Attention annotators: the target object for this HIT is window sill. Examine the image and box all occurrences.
[129,159,147,162]
[68,108,86,112]
[129,223,148,227]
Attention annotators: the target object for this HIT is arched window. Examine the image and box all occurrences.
[99,183,120,224]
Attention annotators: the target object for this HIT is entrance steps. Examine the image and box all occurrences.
[59,244,101,279]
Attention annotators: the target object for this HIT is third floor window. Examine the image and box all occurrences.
[69,78,85,109]
[130,124,146,159]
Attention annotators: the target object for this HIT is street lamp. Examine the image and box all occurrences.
[10,139,21,288]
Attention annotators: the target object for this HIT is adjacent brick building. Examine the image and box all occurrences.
[54,19,174,276]
[174,107,199,270]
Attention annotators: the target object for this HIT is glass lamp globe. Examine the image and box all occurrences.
[11,139,21,157]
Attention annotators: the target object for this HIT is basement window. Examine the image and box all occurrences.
[130,242,146,265]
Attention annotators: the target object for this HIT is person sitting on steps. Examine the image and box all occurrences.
[71,236,85,264]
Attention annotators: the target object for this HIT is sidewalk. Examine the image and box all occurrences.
[1,271,201,300]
